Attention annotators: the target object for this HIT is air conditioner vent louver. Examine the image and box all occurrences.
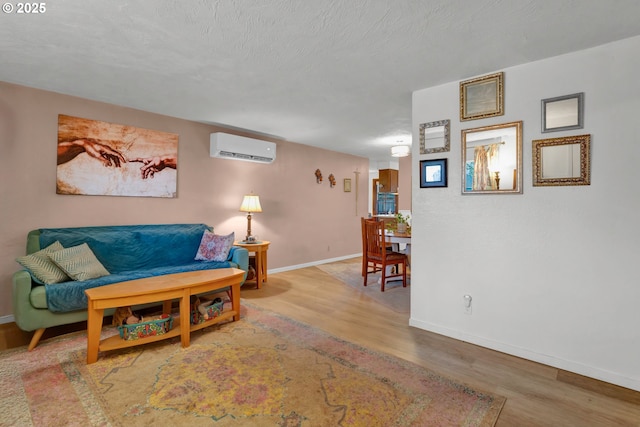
[210,133,276,164]
[218,151,273,163]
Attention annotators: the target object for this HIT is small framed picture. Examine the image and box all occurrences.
[460,72,504,121]
[541,92,584,133]
[343,178,352,192]
[419,119,450,154]
[420,159,448,188]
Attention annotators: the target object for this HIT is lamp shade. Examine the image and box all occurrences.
[391,145,410,157]
[239,194,262,213]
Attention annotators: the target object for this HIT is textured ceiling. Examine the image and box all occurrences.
[2,0,640,162]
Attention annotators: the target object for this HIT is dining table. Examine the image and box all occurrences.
[382,230,411,282]
[384,230,411,247]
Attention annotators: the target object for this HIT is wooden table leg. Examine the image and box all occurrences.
[255,250,263,289]
[86,305,104,364]
[262,248,268,283]
[231,281,240,321]
[179,291,190,348]
[162,300,172,315]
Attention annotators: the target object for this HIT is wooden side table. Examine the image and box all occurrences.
[234,240,270,288]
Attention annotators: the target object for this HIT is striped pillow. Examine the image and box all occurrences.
[48,243,110,281]
[16,241,70,284]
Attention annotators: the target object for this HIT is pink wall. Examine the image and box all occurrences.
[0,82,369,318]
[398,155,412,211]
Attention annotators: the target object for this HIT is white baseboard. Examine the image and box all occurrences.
[0,314,15,325]
[268,253,361,274]
[409,317,640,392]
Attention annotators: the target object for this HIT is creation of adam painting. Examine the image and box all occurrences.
[56,115,178,198]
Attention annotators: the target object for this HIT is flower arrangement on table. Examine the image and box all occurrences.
[395,212,411,234]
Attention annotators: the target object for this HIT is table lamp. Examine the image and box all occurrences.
[239,193,262,243]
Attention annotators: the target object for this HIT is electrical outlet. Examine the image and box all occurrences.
[463,295,472,315]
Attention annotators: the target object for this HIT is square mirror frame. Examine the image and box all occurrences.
[419,119,450,154]
[420,158,448,188]
[461,121,523,195]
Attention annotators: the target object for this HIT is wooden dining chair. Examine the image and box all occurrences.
[363,219,408,291]
[361,217,377,277]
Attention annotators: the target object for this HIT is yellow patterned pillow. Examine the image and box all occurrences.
[16,241,70,284]
[48,243,110,281]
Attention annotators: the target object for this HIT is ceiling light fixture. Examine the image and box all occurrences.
[391,145,410,157]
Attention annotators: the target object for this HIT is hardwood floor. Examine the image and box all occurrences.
[242,258,640,427]
[3,258,639,426]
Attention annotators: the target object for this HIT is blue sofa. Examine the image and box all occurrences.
[12,223,248,350]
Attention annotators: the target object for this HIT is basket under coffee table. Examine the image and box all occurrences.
[84,268,245,364]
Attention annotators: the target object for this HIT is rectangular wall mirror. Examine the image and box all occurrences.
[460,72,504,121]
[462,121,523,194]
[532,134,591,186]
[419,119,450,154]
[542,92,584,133]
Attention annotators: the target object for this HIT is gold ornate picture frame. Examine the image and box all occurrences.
[532,134,590,186]
[460,72,504,121]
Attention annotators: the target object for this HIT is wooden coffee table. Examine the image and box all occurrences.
[84,268,245,364]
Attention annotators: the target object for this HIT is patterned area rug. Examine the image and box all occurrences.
[316,260,410,313]
[0,304,504,426]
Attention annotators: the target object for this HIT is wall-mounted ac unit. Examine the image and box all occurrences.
[210,132,276,164]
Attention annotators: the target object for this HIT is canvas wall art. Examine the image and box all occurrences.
[57,115,178,197]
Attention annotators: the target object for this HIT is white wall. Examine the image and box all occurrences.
[410,36,640,391]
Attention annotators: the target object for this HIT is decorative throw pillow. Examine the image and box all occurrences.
[48,243,110,281]
[15,241,70,284]
[195,231,235,262]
